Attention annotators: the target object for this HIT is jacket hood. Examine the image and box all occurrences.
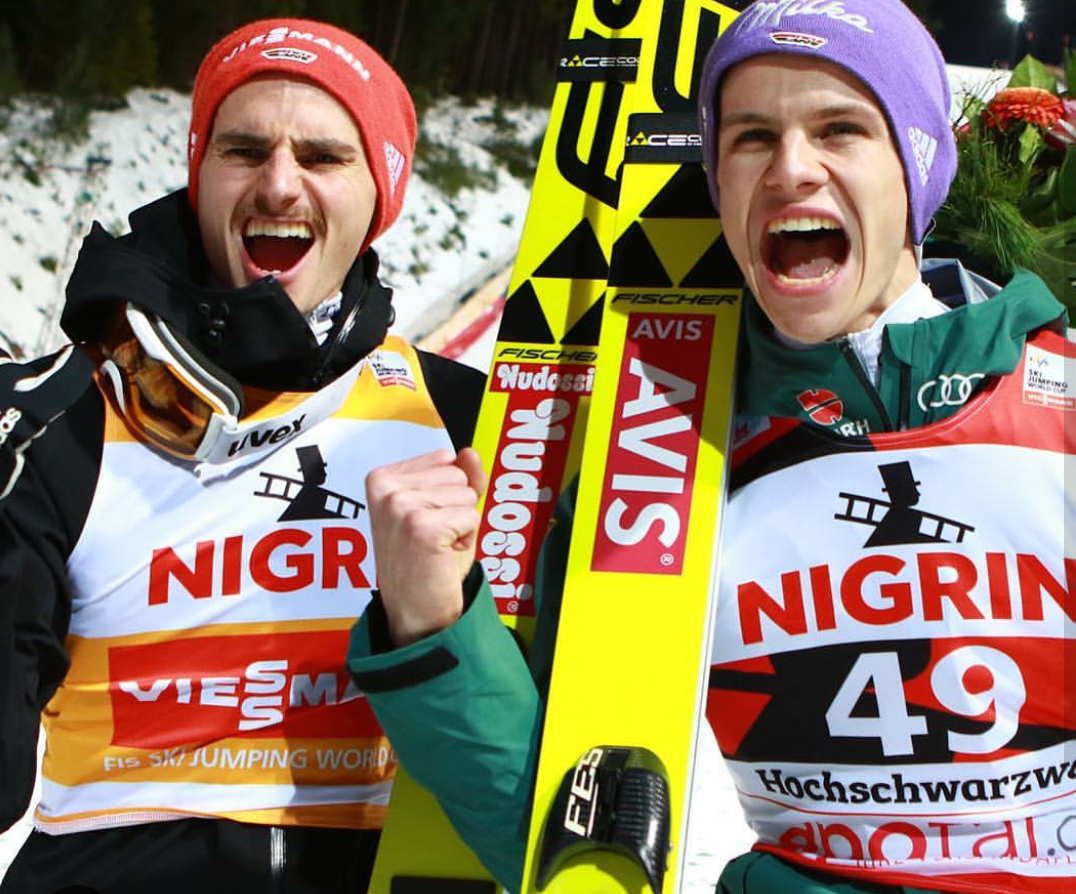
[61,189,395,391]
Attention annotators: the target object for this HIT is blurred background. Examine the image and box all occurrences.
[0,0,572,122]
[0,1,1069,129]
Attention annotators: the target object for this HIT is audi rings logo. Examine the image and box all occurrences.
[917,373,985,411]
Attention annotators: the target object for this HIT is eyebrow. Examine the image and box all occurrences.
[211,130,361,157]
[720,103,879,128]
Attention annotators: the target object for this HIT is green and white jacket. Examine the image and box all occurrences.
[347,265,1068,892]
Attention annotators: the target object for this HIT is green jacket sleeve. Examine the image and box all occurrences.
[347,482,577,891]
[347,567,541,890]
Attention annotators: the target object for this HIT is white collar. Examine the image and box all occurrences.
[775,278,949,385]
[306,292,343,345]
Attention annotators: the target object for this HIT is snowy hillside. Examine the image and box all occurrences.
[0,89,545,358]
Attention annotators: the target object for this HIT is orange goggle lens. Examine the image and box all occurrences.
[101,322,227,459]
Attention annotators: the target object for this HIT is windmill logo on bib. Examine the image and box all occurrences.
[834,460,974,547]
[254,444,365,522]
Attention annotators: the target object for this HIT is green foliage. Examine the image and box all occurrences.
[474,102,543,181]
[408,84,437,118]
[0,0,563,217]
[1008,55,1057,92]
[45,96,93,146]
[12,143,42,185]
[1017,120,1044,166]
[1058,150,1076,217]
[935,123,1042,276]
[0,0,572,106]
[475,102,517,138]
[101,0,158,99]
[0,23,22,98]
[932,57,1075,311]
[438,221,467,252]
[481,133,540,183]
[11,0,154,103]
[414,133,496,198]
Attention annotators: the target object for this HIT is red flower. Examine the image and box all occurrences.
[985,87,1064,131]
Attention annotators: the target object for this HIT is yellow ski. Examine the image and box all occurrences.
[368,0,644,889]
[519,1,744,891]
[369,2,745,892]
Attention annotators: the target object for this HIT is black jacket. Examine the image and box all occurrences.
[0,190,484,891]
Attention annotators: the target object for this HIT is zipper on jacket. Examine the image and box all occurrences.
[838,339,895,432]
[898,361,912,430]
[313,289,368,387]
[312,307,353,386]
[270,826,286,893]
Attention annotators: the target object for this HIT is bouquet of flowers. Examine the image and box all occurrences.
[931,53,1075,311]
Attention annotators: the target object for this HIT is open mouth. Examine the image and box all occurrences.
[243,220,314,275]
[763,216,849,286]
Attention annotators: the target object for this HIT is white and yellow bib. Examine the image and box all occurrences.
[38,338,453,834]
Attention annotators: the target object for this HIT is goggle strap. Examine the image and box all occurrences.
[154,321,243,418]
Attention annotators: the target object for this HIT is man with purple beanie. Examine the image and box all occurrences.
[349,0,1072,892]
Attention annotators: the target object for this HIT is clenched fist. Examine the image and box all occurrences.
[365,447,488,647]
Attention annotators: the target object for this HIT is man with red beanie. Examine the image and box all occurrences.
[0,18,483,894]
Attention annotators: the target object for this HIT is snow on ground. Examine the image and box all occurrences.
[0,89,189,356]
[0,89,754,889]
[0,90,543,358]
[380,96,546,342]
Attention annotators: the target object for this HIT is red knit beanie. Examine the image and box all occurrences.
[187,19,416,252]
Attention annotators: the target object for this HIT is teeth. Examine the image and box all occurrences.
[767,216,841,234]
[775,266,838,286]
[244,220,312,239]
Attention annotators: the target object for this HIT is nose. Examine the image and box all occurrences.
[763,131,828,196]
[255,148,303,212]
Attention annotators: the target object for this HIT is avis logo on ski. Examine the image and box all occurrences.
[594,313,713,575]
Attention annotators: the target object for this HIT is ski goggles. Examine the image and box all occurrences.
[98,303,243,461]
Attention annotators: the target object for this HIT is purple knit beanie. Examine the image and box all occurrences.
[698,0,956,245]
